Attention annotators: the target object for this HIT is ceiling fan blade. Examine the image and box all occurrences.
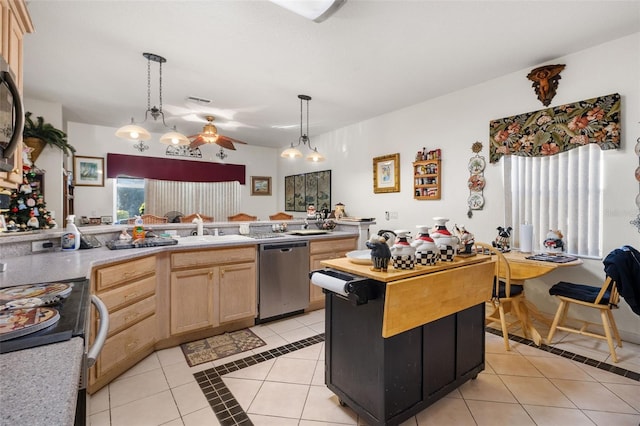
[189,136,206,149]
[222,135,248,145]
[214,136,237,150]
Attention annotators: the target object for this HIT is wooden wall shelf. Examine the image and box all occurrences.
[413,159,441,200]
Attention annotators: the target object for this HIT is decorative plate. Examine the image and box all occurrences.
[467,174,486,191]
[0,307,60,341]
[0,283,71,305]
[467,193,485,210]
[636,166,640,182]
[346,250,372,265]
[636,193,640,209]
[635,139,640,156]
[468,156,486,174]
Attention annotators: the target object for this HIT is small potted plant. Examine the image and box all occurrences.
[23,112,76,162]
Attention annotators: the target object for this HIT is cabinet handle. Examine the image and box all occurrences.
[124,312,138,322]
[126,340,138,351]
[124,291,138,300]
[209,271,214,279]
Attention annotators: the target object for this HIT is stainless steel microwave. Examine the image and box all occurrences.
[0,55,24,173]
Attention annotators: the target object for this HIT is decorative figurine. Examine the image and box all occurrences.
[454,224,475,254]
[492,226,512,252]
[391,230,416,269]
[412,225,439,265]
[543,229,564,253]
[430,217,459,261]
[366,234,392,272]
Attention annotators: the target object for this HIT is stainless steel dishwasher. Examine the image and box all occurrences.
[257,240,310,323]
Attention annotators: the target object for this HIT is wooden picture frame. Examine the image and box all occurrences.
[251,176,271,196]
[373,153,400,193]
[73,156,104,187]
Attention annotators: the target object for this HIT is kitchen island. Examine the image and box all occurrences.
[313,256,495,426]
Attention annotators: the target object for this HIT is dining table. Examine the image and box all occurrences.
[492,251,583,345]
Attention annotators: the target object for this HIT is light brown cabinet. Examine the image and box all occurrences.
[89,256,157,393]
[170,246,256,336]
[0,0,33,188]
[413,159,441,200]
[309,237,358,307]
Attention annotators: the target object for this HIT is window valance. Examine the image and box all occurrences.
[489,93,620,164]
[106,153,246,184]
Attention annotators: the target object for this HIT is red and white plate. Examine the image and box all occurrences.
[0,283,71,305]
[0,307,60,341]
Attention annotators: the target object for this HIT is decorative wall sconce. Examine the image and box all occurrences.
[526,64,565,106]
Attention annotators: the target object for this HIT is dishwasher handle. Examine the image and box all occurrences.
[260,241,308,251]
[87,295,109,368]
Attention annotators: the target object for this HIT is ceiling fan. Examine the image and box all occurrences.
[188,115,248,151]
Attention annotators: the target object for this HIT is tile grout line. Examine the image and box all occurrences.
[485,327,640,382]
[193,329,637,426]
[194,334,325,426]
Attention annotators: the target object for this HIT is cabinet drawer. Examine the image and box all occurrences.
[171,246,256,269]
[98,275,156,312]
[96,256,156,291]
[96,314,156,378]
[310,237,357,255]
[107,295,156,337]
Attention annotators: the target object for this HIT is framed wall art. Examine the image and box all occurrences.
[251,176,272,196]
[73,156,104,187]
[373,153,400,193]
[284,170,331,212]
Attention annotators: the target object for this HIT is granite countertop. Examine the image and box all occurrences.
[0,230,358,287]
[0,337,84,426]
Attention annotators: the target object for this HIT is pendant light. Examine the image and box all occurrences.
[115,52,189,147]
[280,94,325,162]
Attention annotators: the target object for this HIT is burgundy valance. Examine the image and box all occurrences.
[489,93,621,163]
[106,153,245,184]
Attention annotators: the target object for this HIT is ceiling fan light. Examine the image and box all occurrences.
[159,130,190,146]
[281,146,303,159]
[115,122,151,141]
[306,149,325,162]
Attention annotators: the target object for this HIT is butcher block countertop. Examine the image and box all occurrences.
[319,256,496,338]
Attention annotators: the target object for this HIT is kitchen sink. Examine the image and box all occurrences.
[176,234,255,245]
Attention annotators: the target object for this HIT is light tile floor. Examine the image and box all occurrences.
[88,308,640,426]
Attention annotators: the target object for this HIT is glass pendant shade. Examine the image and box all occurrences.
[281,146,303,159]
[115,121,152,141]
[306,149,325,162]
[159,129,189,146]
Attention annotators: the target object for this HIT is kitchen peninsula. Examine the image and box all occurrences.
[0,220,365,423]
[312,256,495,426]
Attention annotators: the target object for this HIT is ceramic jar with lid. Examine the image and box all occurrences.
[431,217,458,261]
[391,230,416,269]
[412,225,439,265]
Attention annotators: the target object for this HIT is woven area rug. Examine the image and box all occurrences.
[180,329,266,367]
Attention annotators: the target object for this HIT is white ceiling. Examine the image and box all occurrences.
[23,0,640,150]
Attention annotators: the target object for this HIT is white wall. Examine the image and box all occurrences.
[278,33,640,342]
[65,122,280,221]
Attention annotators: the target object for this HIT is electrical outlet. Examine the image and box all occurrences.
[31,240,56,252]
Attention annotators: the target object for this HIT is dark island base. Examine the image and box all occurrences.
[324,286,485,426]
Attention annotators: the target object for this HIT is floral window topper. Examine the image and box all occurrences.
[489,93,620,163]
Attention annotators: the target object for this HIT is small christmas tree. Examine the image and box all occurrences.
[3,149,56,231]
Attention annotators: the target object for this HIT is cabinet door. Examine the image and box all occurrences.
[309,252,336,303]
[218,262,256,323]
[170,267,218,335]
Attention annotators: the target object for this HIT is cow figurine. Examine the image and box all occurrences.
[543,229,564,253]
[366,234,392,272]
[492,226,512,252]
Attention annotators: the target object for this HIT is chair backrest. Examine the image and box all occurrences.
[228,213,257,222]
[474,242,512,300]
[127,214,169,224]
[180,213,214,223]
[595,276,620,307]
[269,212,293,220]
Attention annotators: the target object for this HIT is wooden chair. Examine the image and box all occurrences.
[547,276,622,363]
[180,213,214,223]
[126,214,168,224]
[228,213,257,221]
[474,242,530,351]
[269,212,293,220]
